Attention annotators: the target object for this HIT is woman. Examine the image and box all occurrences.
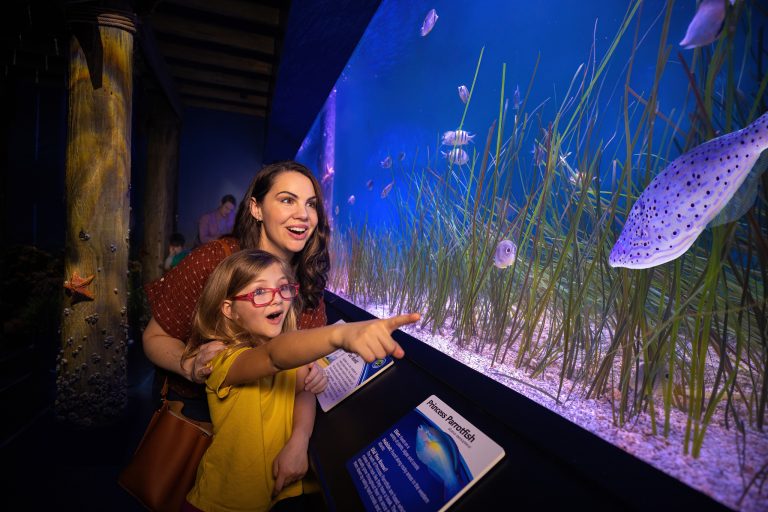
[143,160,331,421]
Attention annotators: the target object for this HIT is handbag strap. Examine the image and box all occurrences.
[160,376,169,400]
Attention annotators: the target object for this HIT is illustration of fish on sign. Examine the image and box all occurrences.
[415,423,471,501]
[420,8,438,37]
[609,111,768,269]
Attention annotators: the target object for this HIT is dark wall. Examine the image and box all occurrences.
[265,0,381,162]
[5,82,68,252]
[176,107,265,247]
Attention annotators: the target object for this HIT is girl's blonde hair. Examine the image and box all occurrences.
[182,250,298,363]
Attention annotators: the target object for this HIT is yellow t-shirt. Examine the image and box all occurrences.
[187,346,302,512]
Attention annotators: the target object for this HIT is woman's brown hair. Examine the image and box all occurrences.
[182,250,298,362]
[232,161,330,311]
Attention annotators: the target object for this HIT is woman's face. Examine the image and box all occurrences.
[251,171,319,261]
[222,262,292,340]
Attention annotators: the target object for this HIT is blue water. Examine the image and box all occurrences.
[295,0,758,230]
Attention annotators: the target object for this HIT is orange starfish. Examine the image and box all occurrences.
[64,271,95,300]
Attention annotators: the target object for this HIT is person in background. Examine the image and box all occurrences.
[197,194,237,245]
[163,232,190,272]
[181,249,418,512]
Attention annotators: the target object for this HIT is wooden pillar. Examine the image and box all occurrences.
[141,92,181,283]
[58,7,135,427]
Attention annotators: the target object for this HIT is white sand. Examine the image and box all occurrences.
[335,292,768,511]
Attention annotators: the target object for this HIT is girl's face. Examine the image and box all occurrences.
[222,262,293,340]
[251,171,319,261]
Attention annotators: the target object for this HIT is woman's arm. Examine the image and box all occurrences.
[143,316,225,383]
[223,313,419,387]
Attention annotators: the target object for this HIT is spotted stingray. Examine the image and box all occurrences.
[609,111,768,269]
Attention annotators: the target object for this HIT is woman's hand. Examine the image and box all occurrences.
[272,436,309,496]
[304,362,328,394]
[184,340,226,383]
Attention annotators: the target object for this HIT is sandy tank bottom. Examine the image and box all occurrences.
[331,290,768,512]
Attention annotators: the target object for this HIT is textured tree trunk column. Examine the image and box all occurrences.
[141,92,181,284]
[58,9,135,427]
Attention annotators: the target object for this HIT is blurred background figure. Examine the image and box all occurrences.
[164,232,190,272]
[197,194,236,245]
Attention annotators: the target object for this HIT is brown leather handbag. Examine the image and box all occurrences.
[118,379,213,511]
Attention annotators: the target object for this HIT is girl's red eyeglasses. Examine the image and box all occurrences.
[232,283,299,307]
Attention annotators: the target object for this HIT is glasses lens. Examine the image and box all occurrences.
[251,288,272,306]
[278,284,298,300]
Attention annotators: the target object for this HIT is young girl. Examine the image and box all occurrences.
[182,250,418,511]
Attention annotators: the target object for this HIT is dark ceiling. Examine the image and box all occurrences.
[5,0,381,158]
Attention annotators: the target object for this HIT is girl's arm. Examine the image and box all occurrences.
[272,366,316,495]
[143,316,226,383]
[223,313,419,387]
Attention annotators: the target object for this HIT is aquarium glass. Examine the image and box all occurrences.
[296,1,768,510]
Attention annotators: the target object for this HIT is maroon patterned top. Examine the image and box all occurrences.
[145,237,327,397]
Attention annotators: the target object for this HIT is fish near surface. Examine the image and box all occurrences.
[442,130,475,146]
[381,181,394,198]
[609,111,768,269]
[493,240,517,268]
[415,424,468,500]
[513,84,521,110]
[458,85,469,104]
[420,9,438,37]
[679,0,728,49]
[443,148,469,166]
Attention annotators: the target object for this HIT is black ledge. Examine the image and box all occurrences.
[308,290,730,511]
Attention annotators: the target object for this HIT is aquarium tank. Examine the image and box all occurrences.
[296,1,768,510]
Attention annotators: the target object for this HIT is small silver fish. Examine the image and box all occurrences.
[679,0,727,49]
[443,148,469,166]
[398,152,406,161]
[609,110,768,269]
[334,205,339,215]
[420,9,438,37]
[321,165,335,185]
[347,195,356,205]
[513,85,521,110]
[381,181,394,198]
[380,156,392,168]
[458,85,469,104]
[441,130,475,146]
[567,169,593,188]
[493,240,517,268]
[366,179,374,191]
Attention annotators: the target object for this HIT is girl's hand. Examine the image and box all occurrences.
[272,437,309,496]
[188,340,226,383]
[304,362,328,394]
[340,313,419,362]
